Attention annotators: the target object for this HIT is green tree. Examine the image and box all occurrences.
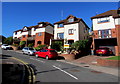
[4,36,13,45]
[51,41,63,51]
[71,40,89,50]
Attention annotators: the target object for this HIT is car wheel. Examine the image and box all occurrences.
[28,52,31,56]
[46,55,49,60]
[35,54,38,58]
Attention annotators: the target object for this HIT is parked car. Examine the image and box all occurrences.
[96,47,113,56]
[1,44,12,50]
[22,47,36,56]
[35,49,58,59]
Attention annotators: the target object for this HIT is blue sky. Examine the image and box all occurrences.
[2,2,118,37]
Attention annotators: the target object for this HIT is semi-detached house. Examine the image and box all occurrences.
[53,15,90,45]
[13,22,54,47]
[91,9,120,56]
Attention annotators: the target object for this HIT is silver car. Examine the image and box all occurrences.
[22,47,36,56]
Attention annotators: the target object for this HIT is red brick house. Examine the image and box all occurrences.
[13,22,54,47]
[91,9,120,56]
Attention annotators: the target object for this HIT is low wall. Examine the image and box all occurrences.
[59,54,75,61]
[97,58,120,67]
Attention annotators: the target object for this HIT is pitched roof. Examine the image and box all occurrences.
[91,10,119,19]
[14,29,22,32]
[37,22,53,27]
[54,15,89,28]
[54,15,82,24]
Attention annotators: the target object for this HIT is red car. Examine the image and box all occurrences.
[35,49,58,59]
[96,47,113,56]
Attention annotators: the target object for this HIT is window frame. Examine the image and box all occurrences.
[68,29,74,35]
[57,33,64,39]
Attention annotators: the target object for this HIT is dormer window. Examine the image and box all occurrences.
[23,27,27,31]
[58,24,64,28]
[68,18,74,22]
[39,24,43,27]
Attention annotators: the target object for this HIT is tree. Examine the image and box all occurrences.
[51,41,63,51]
[71,40,89,51]
[4,36,13,45]
[71,39,91,56]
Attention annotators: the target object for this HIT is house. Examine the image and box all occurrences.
[53,15,89,46]
[91,9,120,56]
[13,22,54,47]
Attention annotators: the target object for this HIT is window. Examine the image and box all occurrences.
[98,29,112,38]
[68,29,74,35]
[34,28,36,31]
[23,28,27,31]
[23,35,26,38]
[68,18,74,22]
[15,32,17,35]
[97,17,110,23]
[57,33,64,39]
[38,32,42,36]
[39,24,43,27]
[58,24,64,28]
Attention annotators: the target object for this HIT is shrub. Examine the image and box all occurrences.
[51,41,63,51]
[19,41,26,46]
[34,45,47,51]
[28,43,34,47]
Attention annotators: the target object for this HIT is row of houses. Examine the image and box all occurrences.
[13,9,120,56]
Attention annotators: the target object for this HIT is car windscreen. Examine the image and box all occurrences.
[99,48,109,50]
[29,48,34,50]
[4,44,8,46]
[50,50,56,52]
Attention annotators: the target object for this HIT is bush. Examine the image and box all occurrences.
[19,41,26,46]
[28,43,34,47]
[51,41,63,51]
[34,45,47,51]
[12,44,19,47]
[4,36,13,45]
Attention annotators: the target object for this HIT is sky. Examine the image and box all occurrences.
[2,2,119,37]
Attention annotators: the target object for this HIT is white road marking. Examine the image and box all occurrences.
[53,65,78,80]
[30,58,45,63]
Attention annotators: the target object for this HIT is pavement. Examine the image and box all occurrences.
[11,50,120,77]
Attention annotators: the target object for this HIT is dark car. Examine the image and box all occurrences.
[96,47,113,56]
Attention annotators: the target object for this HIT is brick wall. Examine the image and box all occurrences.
[34,32,45,47]
[116,25,120,56]
[21,35,28,41]
[44,32,53,46]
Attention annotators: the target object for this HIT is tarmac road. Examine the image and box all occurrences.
[2,50,119,83]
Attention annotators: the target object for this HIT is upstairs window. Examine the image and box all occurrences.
[68,29,74,35]
[97,17,110,23]
[98,29,112,38]
[23,27,27,31]
[58,24,64,28]
[57,33,64,39]
[39,24,43,27]
[23,35,26,38]
[38,32,42,36]
[68,18,74,22]
[15,32,17,35]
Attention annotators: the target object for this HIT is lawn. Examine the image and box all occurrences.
[106,56,120,60]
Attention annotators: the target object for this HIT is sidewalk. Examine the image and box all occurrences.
[57,55,120,77]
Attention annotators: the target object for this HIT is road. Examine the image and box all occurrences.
[2,50,119,83]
